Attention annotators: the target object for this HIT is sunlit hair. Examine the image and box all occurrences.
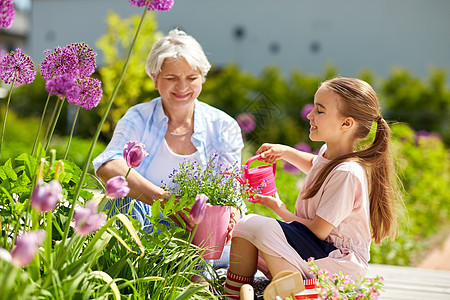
[304,77,401,244]
[145,29,211,82]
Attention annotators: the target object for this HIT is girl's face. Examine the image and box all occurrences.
[154,57,203,110]
[307,85,346,143]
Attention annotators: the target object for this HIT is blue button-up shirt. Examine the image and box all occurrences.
[93,97,244,178]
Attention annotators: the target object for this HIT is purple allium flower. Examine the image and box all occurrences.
[105,176,130,199]
[301,103,314,121]
[73,200,107,236]
[129,0,174,11]
[190,194,208,224]
[0,48,36,85]
[283,161,299,174]
[10,230,46,267]
[0,0,15,29]
[31,179,63,213]
[64,42,97,78]
[40,46,78,81]
[67,77,102,110]
[236,112,256,134]
[123,141,149,168]
[294,142,312,153]
[45,73,80,99]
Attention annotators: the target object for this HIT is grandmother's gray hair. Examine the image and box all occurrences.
[145,29,211,82]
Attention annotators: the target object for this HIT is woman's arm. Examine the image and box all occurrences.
[252,194,334,240]
[256,143,315,174]
[96,159,169,205]
[97,159,195,230]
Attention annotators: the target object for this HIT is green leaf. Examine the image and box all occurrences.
[0,165,17,181]
[174,284,206,300]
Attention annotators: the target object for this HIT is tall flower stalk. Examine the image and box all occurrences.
[0,49,36,159]
[62,0,154,243]
[39,43,99,153]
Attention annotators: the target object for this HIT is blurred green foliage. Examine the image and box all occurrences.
[1,12,449,268]
[0,110,106,172]
[95,11,160,137]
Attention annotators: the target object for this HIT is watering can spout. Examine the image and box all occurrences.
[236,176,247,185]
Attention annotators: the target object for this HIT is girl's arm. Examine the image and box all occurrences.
[256,143,315,174]
[253,194,334,240]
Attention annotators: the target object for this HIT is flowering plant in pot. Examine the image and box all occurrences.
[163,153,247,259]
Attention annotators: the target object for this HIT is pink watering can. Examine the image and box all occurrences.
[237,154,277,201]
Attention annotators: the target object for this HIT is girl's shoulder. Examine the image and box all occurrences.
[332,160,367,180]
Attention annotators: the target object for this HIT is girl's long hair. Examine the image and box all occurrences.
[304,77,400,244]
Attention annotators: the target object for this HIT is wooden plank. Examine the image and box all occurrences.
[367,264,450,300]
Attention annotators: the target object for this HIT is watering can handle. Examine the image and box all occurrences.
[245,154,277,176]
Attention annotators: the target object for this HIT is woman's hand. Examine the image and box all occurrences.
[162,195,195,232]
[226,207,241,244]
[169,209,194,232]
[256,143,288,164]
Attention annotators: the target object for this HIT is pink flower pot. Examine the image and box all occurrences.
[192,204,230,260]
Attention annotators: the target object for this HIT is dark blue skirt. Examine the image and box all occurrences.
[276,220,337,260]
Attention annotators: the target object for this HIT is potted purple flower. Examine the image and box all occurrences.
[164,153,247,259]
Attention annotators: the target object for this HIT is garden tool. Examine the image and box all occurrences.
[263,270,304,300]
[236,154,277,201]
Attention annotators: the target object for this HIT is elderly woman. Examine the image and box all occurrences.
[92,29,244,269]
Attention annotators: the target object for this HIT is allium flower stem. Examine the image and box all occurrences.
[31,94,51,156]
[64,106,80,160]
[44,98,65,151]
[61,2,151,244]
[43,97,61,147]
[0,76,15,159]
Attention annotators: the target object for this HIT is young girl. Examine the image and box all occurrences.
[224,77,400,299]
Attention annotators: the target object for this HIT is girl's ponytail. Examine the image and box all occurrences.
[367,117,397,244]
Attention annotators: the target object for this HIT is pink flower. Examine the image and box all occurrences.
[45,73,80,100]
[31,179,63,213]
[301,103,314,121]
[0,0,15,29]
[73,200,106,235]
[40,46,78,81]
[64,42,97,78]
[236,112,256,133]
[105,176,130,199]
[129,0,174,11]
[67,77,102,110]
[190,194,208,224]
[10,230,46,267]
[123,141,149,168]
[0,48,36,85]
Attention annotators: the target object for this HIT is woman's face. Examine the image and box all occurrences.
[154,57,203,109]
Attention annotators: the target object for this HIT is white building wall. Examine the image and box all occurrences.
[31,0,450,78]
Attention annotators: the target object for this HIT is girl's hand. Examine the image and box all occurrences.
[252,193,286,211]
[256,143,287,164]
